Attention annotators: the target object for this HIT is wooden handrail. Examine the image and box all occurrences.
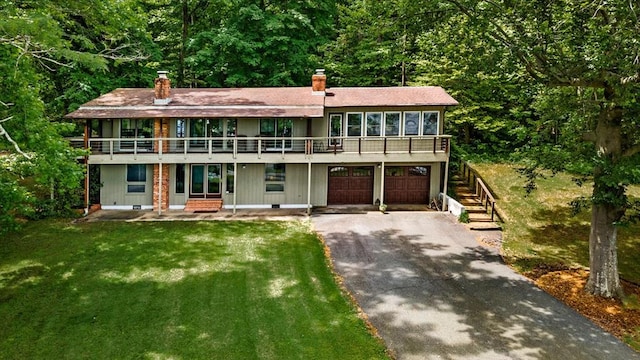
[460,161,501,222]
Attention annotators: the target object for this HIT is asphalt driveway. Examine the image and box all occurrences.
[311,211,639,360]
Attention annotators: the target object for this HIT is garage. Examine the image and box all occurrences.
[384,166,430,204]
[328,166,374,205]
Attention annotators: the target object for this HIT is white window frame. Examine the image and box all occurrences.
[365,112,382,136]
[346,112,364,137]
[422,111,440,135]
[328,113,343,146]
[403,111,421,136]
[383,112,402,136]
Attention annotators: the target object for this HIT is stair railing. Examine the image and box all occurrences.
[460,161,501,222]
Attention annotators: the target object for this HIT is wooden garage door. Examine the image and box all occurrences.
[328,166,374,205]
[384,166,430,204]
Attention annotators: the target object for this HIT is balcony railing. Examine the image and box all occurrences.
[85,135,451,158]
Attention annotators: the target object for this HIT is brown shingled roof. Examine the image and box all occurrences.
[325,87,458,107]
[66,86,457,119]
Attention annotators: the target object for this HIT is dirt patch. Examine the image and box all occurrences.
[528,268,640,345]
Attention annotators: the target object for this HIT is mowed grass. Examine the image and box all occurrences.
[0,220,389,360]
[470,162,640,283]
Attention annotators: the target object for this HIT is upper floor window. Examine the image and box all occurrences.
[384,112,401,136]
[176,119,186,138]
[366,112,382,136]
[347,113,363,137]
[422,112,439,135]
[404,112,420,136]
[332,110,441,137]
[261,119,292,149]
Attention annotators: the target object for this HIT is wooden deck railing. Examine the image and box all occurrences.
[460,161,502,222]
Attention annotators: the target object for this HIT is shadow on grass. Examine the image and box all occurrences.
[0,220,387,359]
[315,212,637,360]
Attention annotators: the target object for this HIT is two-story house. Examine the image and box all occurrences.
[66,70,458,214]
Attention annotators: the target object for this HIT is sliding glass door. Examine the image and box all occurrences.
[190,164,221,198]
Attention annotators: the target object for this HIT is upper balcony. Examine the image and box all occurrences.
[79,135,451,164]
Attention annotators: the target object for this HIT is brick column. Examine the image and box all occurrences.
[153,163,170,211]
[154,118,169,153]
[153,118,170,211]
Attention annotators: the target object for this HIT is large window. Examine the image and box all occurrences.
[260,119,292,149]
[126,164,146,193]
[265,164,285,192]
[384,112,401,136]
[422,112,439,135]
[329,113,343,146]
[347,113,363,137]
[366,112,382,136]
[404,112,420,136]
[121,119,153,150]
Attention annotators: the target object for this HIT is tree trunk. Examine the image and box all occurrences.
[585,203,623,298]
[178,0,189,87]
[585,97,625,298]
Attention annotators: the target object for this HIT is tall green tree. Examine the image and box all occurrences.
[324,0,441,86]
[0,0,152,233]
[443,0,640,297]
[413,14,537,157]
[187,0,337,87]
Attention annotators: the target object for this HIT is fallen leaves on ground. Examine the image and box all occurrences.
[528,268,640,345]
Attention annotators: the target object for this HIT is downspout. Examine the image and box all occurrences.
[84,120,90,215]
[233,162,238,214]
[307,161,312,215]
[380,162,385,205]
[158,162,163,216]
[442,109,450,212]
[443,151,450,212]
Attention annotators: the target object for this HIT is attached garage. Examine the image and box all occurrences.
[328,166,374,205]
[384,166,431,204]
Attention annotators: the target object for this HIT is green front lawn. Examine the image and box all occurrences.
[0,220,389,359]
[469,162,640,283]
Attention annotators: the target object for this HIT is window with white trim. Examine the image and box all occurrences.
[422,111,439,135]
[384,112,401,136]
[347,113,363,137]
[403,112,420,136]
[366,112,382,136]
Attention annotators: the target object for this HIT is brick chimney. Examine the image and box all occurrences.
[312,69,326,94]
[154,71,171,105]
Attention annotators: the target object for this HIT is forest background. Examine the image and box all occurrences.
[1,1,639,298]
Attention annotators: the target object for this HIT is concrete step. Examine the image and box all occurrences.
[184,199,223,212]
[468,222,502,231]
[464,206,488,214]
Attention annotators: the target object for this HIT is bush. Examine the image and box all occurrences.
[458,210,470,223]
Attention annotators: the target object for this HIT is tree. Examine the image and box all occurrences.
[187,0,337,87]
[0,0,152,233]
[324,0,440,86]
[442,0,640,297]
[412,13,538,157]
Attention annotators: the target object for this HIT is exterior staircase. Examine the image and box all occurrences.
[452,173,501,231]
[184,199,223,212]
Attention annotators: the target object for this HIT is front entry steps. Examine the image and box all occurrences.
[184,199,223,213]
[452,176,501,230]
